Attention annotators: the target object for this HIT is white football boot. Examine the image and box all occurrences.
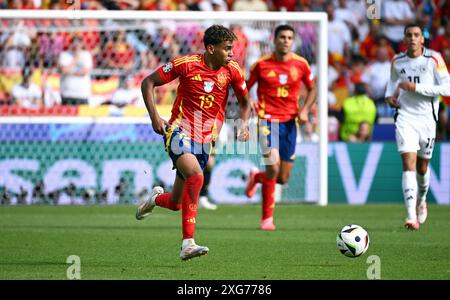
[417,201,428,224]
[180,239,209,261]
[198,196,218,210]
[135,186,164,220]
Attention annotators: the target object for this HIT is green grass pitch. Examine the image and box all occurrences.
[1,204,450,280]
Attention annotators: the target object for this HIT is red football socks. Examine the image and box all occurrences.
[260,173,276,220]
[254,171,266,184]
[155,193,181,211]
[182,174,204,239]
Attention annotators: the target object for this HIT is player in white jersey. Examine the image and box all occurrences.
[385,24,450,230]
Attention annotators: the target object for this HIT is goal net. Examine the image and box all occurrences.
[0,10,327,206]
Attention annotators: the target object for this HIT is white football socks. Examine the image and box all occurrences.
[417,168,430,204]
[402,171,418,221]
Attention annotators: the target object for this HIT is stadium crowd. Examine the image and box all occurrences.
[0,0,449,142]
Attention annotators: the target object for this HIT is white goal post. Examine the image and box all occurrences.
[0,9,328,206]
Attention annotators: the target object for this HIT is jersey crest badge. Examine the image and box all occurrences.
[204,81,214,93]
[279,74,288,85]
[163,62,173,73]
[216,72,228,90]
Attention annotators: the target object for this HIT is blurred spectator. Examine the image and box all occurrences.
[328,116,340,142]
[230,24,249,68]
[211,0,228,10]
[430,17,450,68]
[126,29,151,70]
[339,83,376,141]
[115,177,128,203]
[0,189,11,205]
[347,55,365,88]
[32,180,45,204]
[43,74,62,107]
[334,0,358,31]
[177,0,201,10]
[11,67,42,108]
[326,1,351,66]
[299,121,319,143]
[267,0,299,11]
[153,20,180,63]
[381,0,415,52]
[48,190,60,205]
[96,189,108,204]
[437,100,449,141]
[82,188,95,204]
[361,46,391,117]
[294,19,317,63]
[417,0,440,41]
[360,21,382,61]
[0,20,32,69]
[232,0,268,11]
[9,0,37,9]
[104,30,135,71]
[102,0,140,10]
[346,0,370,40]
[431,18,450,141]
[58,35,93,105]
[416,9,434,47]
[440,0,450,20]
[38,31,65,69]
[17,186,27,205]
[64,182,77,205]
[348,121,372,142]
[106,75,142,107]
[310,0,327,11]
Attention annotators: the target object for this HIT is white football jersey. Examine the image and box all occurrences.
[385,47,450,121]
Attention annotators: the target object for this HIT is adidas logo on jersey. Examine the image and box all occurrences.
[400,68,406,74]
[191,74,202,81]
[267,70,276,77]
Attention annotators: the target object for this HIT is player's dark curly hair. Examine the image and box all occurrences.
[203,25,237,48]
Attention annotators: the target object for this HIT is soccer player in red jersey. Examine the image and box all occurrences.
[245,24,317,231]
[136,25,250,260]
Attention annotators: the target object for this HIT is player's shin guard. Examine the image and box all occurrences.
[182,174,204,239]
[261,176,277,220]
[155,193,181,211]
[402,171,418,221]
[417,168,430,203]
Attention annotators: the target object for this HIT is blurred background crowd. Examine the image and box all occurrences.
[0,0,449,143]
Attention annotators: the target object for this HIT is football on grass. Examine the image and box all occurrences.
[336,224,370,257]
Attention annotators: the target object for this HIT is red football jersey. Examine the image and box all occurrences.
[157,54,248,143]
[247,52,315,122]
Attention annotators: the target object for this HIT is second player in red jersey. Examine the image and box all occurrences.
[247,50,315,122]
[246,24,317,231]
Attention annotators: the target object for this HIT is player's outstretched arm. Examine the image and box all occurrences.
[401,53,450,97]
[236,93,251,141]
[407,81,450,97]
[141,71,169,136]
